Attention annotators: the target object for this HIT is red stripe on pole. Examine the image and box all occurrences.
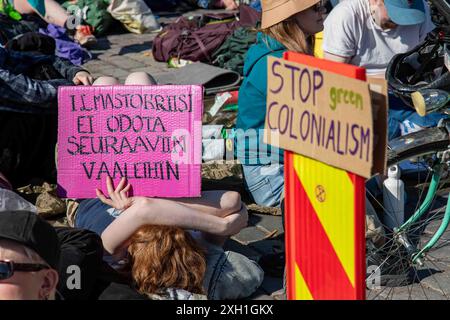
[292,168,356,299]
[348,173,366,300]
[285,151,296,300]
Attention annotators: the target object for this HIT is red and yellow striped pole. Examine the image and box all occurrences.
[285,153,366,299]
[283,52,366,300]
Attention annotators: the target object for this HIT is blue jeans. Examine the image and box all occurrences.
[388,94,447,141]
[242,163,284,207]
[74,199,264,300]
[75,199,121,235]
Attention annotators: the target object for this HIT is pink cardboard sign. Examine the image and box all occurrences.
[57,85,203,198]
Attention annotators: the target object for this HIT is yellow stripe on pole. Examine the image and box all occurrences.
[293,154,356,287]
[295,263,313,300]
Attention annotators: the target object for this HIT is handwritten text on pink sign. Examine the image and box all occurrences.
[57,85,203,198]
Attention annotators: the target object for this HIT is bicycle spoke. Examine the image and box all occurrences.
[426,252,450,264]
[407,274,414,299]
[424,258,449,298]
[366,152,449,300]
[417,272,430,300]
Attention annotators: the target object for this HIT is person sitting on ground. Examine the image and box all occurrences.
[322,0,445,140]
[193,0,239,10]
[216,0,239,9]
[72,177,264,300]
[323,1,441,278]
[0,44,92,187]
[10,0,96,46]
[236,0,326,207]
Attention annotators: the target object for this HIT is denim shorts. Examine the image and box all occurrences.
[388,94,447,141]
[242,163,284,207]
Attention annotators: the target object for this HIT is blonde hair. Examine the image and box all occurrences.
[261,18,314,54]
[0,239,57,300]
[127,225,207,297]
[0,239,47,265]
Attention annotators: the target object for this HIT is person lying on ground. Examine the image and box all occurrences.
[11,0,96,46]
[0,44,92,187]
[0,45,92,112]
[72,176,264,300]
[0,172,107,301]
[0,210,108,300]
[0,211,60,300]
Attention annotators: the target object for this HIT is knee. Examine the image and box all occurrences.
[93,76,120,85]
[124,72,157,85]
[220,191,242,213]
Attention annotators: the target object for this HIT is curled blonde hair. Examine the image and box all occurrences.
[261,18,314,54]
[127,225,207,296]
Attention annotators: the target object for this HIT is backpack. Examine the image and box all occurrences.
[152,4,260,63]
[211,26,258,75]
[0,13,39,45]
[61,0,113,36]
[152,13,236,63]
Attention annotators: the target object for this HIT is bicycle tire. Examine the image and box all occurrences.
[387,127,449,167]
[366,127,450,300]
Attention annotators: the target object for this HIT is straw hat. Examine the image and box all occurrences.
[261,0,320,29]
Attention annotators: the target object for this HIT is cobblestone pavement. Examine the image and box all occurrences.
[80,13,450,300]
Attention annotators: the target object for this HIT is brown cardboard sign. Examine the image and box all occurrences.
[368,77,388,176]
[264,56,386,178]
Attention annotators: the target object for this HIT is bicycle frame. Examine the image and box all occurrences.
[394,163,450,264]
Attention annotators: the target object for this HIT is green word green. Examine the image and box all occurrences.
[329,87,363,111]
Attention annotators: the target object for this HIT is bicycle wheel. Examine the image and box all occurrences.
[366,126,450,300]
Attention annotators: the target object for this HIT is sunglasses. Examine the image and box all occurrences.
[0,260,49,281]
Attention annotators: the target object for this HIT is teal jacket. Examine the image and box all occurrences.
[236,33,286,165]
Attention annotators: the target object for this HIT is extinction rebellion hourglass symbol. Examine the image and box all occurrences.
[315,185,326,203]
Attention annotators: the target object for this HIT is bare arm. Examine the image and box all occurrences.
[323,51,351,64]
[96,177,247,256]
[175,190,242,217]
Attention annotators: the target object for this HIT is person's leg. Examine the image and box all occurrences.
[12,0,38,14]
[13,0,96,46]
[176,190,242,218]
[124,72,157,85]
[74,199,120,236]
[242,163,284,207]
[388,94,416,140]
[43,0,69,26]
[13,0,68,26]
[93,77,120,86]
[201,240,264,300]
[388,93,448,139]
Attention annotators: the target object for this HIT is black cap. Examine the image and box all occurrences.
[0,211,60,269]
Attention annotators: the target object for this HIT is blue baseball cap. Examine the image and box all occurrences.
[384,0,426,25]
